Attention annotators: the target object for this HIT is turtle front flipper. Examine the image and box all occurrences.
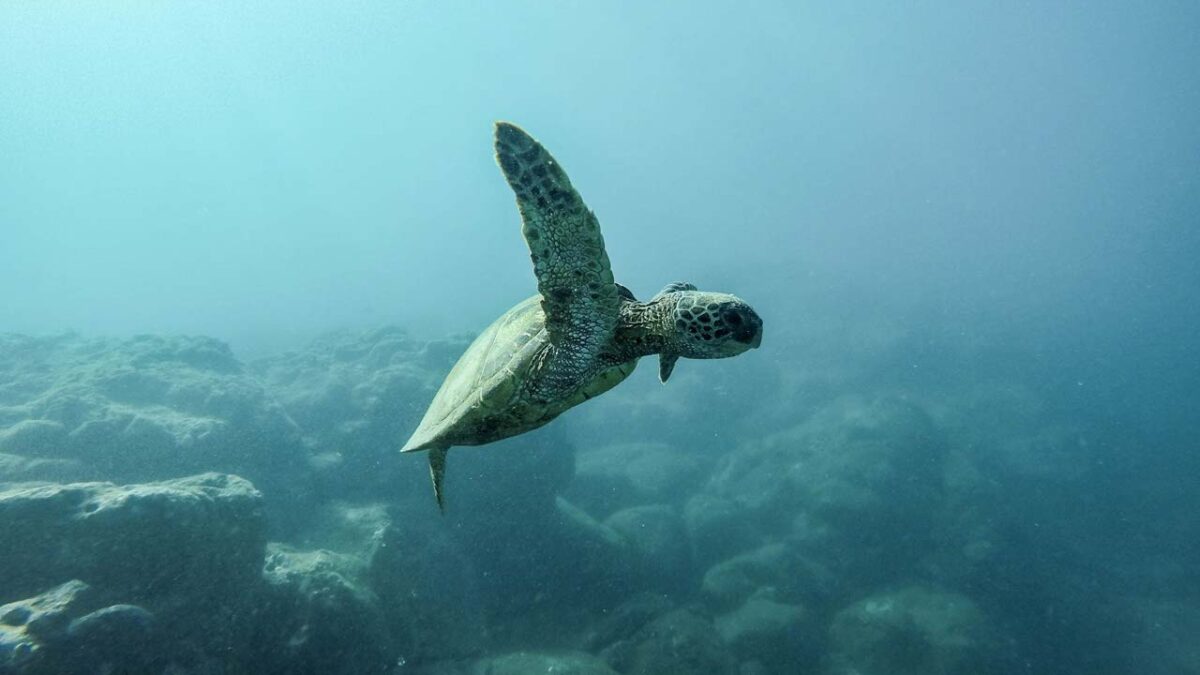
[494,122,621,377]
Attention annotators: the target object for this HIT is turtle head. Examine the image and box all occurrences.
[659,285,763,362]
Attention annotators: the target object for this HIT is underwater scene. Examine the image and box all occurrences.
[2,3,1198,674]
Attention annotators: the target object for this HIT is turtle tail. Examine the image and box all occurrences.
[428,447,448,514]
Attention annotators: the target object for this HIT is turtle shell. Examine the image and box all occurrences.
[400,295,637,452]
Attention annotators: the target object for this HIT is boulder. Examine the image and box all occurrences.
[369,508,488,661]
[0,473,265,604]
[0,580,156,675]
[471,651,620,675]
[568,442,705,517]
[825,586,1012,675]
[715,595,817,672]
[0,333,312,526]
[710,396,942,528]
[600,608,738,675]
[288,500,488,663]
[701,542,835,611]
[580,593,676,653]
[604,504,693,594]
[249,327,470,502]
[439,436,601,622]
[0,453,89,484]
[0,421,68,458]
[255,545,394,675]
[683,494,761,568]
[706,396,945,589]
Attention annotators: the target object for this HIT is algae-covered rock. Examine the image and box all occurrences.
[825,586,1011,675]
[0,453,89,484]
[580,593,676,653]
[0,580,156,675]
[472,650,620,675]
[568,442,705,517]
[0,334,311,524]
[701,542,835,612]
[256,545,394,675]
[249,327,470,501]
[369,508,488,661]
[0,474,284,673]
[683,493,760,569]
[0,580,96,673]
[600,608,738,675]
[0,421,68,459]
[715,595,817,671]
[710,396,943,529]
[704,396,945,589]
[0,473,265,604]
[441,436,609,622]
[287,500,487,663]
[604,504,693,594]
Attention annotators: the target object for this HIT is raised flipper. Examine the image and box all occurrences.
[494,122,621,395]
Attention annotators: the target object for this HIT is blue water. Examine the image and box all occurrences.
[2,3,1198,674]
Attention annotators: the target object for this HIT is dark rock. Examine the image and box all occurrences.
[67,603,154,640]
[704,396,945,591]
[0,473,265,604]
[604,504,693,595]
[471,651,620,675]
[710,396,943,529]
[0,580,95,640]
[368,506,488,661]
[439,434,607,627]
[580,593,675,653]
[601,608,738,675]
[567,442,705,517]
[0,421,67,458]
[549,497,641,597]
[701,542,834,611]
[738,661,771,675]
[824,586,1012,675]
[0,580,157,675]
[683,494,759,569]
[66,604,155,663]
[255,545,395,675]
[0,333,312,528]
[715,595,817,672]
[249,328,471,502]
[290,501,487,663]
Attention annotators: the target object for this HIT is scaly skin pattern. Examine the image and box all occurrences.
[494,122,620,402]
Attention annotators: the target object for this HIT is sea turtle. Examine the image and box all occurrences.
[401,122,763,510]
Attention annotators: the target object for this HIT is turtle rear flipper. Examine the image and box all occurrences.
[428,447,448,513]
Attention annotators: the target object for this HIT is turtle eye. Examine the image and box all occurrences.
[723,309,743,326]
